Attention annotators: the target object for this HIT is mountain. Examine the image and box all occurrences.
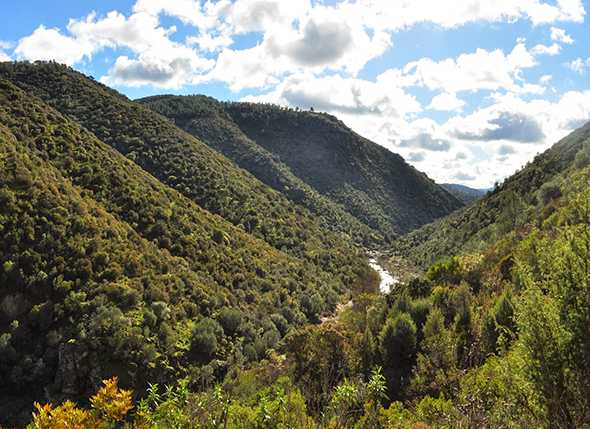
[139,95,462,240]
[0,66,374,424]
[392,121,590,268]
[139,95,380,245]
[26,120,590,428]
[3,61,590,428]
[440,183,488,204]
[0,62,369,265]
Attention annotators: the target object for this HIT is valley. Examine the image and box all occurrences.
[0,61,589,429]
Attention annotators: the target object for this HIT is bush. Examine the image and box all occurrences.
[217,307,243,336]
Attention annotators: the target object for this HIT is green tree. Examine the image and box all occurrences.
[379,313,417,398]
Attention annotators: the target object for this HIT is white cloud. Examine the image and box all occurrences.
[242,73,421,118]
[355,0,585,31]
[15,10,214,88]
[132,0,224,29]
[568,57,590,74]
[208,44,285,91]
[401,41,537,93]
[428,92,466,111]
[0,41,12,61]
[15,25,94,65]
[400,133,452,152]
[550,26,574,44]
[531,42,561,56]
[226,0,310,34]
[101,53,212,88]
[407,152,426,162]
[451,111,545,143]
[186,32,232,53]
[540,74,553,84]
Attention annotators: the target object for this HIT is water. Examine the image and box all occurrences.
[368,257,399,293]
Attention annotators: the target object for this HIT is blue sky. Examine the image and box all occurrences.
[1,0,589,187]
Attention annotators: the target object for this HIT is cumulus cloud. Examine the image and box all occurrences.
[15,25,94,65]
[226,0,309,34]
[102,54,211,88]
[401,41,537,93]
[454,171,476,181]
[498,144,516,155]
[14,10,214,88]
[531,43,561,56]
[356,0,585,30]
[243,73,422,117]
[428,92,465,111]
[268,19,353,67]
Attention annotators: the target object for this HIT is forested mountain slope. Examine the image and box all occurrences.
[0,62,368,264]
[139,95,381,244]
[393,121,590,268]
[0,76,370,425]
[140,95,462,239]
[29,124,590,428]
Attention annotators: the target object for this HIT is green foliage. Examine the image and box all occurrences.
[379,313,417,398]
[144,96,461,239]
[411,308,458,398]
[286,324,352,415]
[482,291,516,355]
[139,94,382,245]
[426,257,463,284]
[0,68,369,426]
[393,121,590,268]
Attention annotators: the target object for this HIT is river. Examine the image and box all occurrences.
[368,257,399,293]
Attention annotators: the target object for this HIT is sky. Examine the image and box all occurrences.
[1,1,590,188]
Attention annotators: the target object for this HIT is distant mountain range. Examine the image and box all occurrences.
[440,183,489,204]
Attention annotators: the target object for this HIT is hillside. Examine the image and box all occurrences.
[140,95,462,239]
[441,183,488,204]
[29,126,590,428]
[0,62,368,268]
[139,95,380,245]
[0,74,372,425]
[393,121,590,268]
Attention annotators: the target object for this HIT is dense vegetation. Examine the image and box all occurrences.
[140,95,462,240]
[0,73,373,426]
[393,122,590,268]
[139,95,381,245]
[25,119,590,428]
[2,60,590,428]
[0,62,370,262]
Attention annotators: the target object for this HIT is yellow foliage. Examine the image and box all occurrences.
[28,377,133,429]
[90,377,134,421]
[28,401,90,429]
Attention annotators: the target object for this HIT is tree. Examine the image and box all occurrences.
[411,308,457,398]
[379,313,417,398]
